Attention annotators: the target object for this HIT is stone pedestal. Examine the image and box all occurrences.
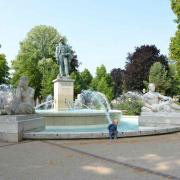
[53,77,74,110]
[0,114,44,142]
[139,112,180,127]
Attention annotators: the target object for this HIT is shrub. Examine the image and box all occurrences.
[112,100,143,115]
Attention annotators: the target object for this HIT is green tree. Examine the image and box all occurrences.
[11,25,61,98]
[148,62,170,94]
[166,62,180,96]
[110,68,124,97]
[124,45,169,91]
[80,68,93,90]
[169,30,180,78]
[169,0,180,80]
[91,65,113,101]
[70,71,84,97]
[171,0,180,27]
[0,54,9,84]
[38,58,58,98]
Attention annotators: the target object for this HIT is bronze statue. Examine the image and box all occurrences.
[55,37,73,77]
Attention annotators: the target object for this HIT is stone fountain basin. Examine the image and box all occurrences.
[35,109,122,126]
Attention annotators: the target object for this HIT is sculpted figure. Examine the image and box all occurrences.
[45,94,53,110]
[142,83,180,112]
[4,76,35,115]
[0,86,14,115]
[55,38,73,77]
[74,90,111,111]
[74,94,83,109]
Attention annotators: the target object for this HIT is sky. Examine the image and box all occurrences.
[0,0,177,75]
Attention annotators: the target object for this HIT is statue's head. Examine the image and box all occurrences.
[59,36,67,45]
[19,76,28,89]
[148,83,155,92]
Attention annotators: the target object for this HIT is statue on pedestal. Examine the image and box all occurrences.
[55,37,73,78]
[141,83,180,112]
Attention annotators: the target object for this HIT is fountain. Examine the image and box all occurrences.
[34,39,122,128]
[1,40,180,142]
[35,87,121,127]
[25,80,180,140]
[0,40,123,142]
[22,39,124,139]
[22,74,125,140]
[1,76,180,142]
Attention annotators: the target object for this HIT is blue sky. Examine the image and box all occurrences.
[0,0,176,75]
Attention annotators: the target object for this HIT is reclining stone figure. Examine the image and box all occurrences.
[141,83,180,113]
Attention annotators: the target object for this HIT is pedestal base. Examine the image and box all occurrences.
[139,112,180,127]
[0,114,44,142]
[53,77,74,111]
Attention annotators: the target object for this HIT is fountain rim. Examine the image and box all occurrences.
[35,109,122,117]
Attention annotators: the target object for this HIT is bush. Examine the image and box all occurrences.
[112,100,143,115]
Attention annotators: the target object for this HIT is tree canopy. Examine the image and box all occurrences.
[80,68,93,90]
[124,45,169,91]
[171,0,180,27]
[166,62,180,96]
[91,65,114,101]
[148,62,170,94]
[169,0,180,80]
[70,71,84,97]
[0,54,9,84]
[110,68,124,98]
[38,58,59,98]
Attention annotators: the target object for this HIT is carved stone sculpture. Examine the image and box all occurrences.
[142,83,180,112]
[1,76,35,115]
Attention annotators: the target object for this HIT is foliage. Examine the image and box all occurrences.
[80,68,93,90]
[169,30,180,79]
[70,69,93,98]
[0,54,9,84]
[11,25,61,98]
[91,65,114,101]
[124,45,169,91]
[166,63,180,96]
[169,0,180,81]
[110,68,124,98]
[147,62,170,95]
[69,51,79,74]
[38,58,58,98]
[112,100,143,115]
[70,71,84,97]
[171,0,180,27]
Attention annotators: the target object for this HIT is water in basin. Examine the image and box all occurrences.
[44,116,139,133]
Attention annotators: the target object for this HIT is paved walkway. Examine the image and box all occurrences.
[0,133,180,180]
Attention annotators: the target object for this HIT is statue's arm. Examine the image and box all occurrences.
[15,87,22,100]
[143,95,156,111]
[158,93,172,102]
[29,88,35,99]
[143,101,153,110]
